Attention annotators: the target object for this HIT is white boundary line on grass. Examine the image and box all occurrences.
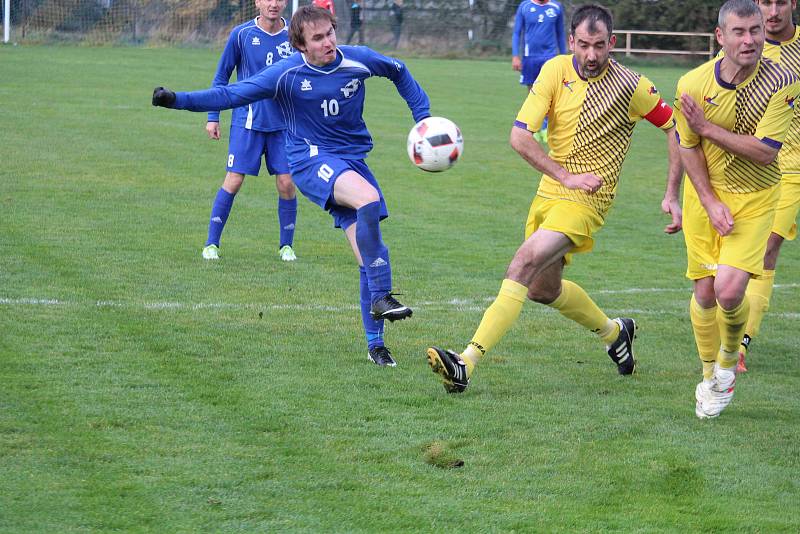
[2,283,799,318]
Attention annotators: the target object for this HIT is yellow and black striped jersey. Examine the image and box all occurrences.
[764,25,800,178]
[515,54,674,217]
[674,56,800,193]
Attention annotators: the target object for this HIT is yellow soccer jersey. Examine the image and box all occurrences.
[674,57,800,193]
[764,26,800,179]
[515,54,674,217]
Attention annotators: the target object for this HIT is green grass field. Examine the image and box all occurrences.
[1,46,799,532]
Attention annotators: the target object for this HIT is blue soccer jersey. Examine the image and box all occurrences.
[207,17,294,132]
[175,46,431,169]
[512,0,567,59]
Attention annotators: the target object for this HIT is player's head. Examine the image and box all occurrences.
[756,0,797,40]
[717,0,764,69]
[256,0,288,23]
[569,4,615,78]
[290,5,338,66]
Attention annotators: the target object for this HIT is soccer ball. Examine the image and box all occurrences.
[407,116,464,172]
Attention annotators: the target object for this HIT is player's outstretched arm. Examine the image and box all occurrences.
[661,127,683,234]
[680,93,779,166]
[152,87,176,108]
[509,125,601,193]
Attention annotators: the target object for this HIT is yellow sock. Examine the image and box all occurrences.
[548,279,618,344]
[465,279,528,372]
[745,269,774,340]
[718,299,749,369]
[690,294,719,379]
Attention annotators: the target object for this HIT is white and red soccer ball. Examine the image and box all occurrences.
[407,116,464,172]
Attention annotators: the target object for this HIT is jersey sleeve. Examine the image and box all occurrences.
[754,78,800,148]
[207,30,241,123]
[673,74,701,148]
[514,57,558,132]
[556,7,567,55]
[174,61,281,113]
[362,50,431,123]
[629,75,674,130]
[511,3,524,56]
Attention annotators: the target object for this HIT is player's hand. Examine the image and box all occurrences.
[680,93,709,136]
[206,121,220,140]
[512,56,522,72]
[152,87,176,108]
[563,172,602,193]
[704,198,734,236]
[661,195,682,234]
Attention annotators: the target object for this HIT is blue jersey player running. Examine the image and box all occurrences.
[511,0,567,143]
[153,5,431,367]
[202,0,299,262]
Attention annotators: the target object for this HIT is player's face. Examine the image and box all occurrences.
[757,0,796,39]
[569,21,616,78]
[717,13,765,70]
[299,19,338,66]
[256,0,287,23]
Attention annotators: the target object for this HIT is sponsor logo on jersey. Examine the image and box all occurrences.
[276,41,292,58]
[703,93,719,106]
[301,78,312,91]
[393,60,402,71]
[340,78,361,98]
[562,78,576,92]
[648,85,658,95]
[786,95,796,108]
[252,37,261,46]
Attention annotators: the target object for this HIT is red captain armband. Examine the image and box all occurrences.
[644,98,674,127]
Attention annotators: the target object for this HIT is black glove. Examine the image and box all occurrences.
[152,87,176,108]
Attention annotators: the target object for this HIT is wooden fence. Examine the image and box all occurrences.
[615,30,717,60]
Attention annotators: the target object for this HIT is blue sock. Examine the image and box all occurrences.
[278,197,297,248]
[355,201,392,303]
[207,188,235,247]
[360,266,384,349]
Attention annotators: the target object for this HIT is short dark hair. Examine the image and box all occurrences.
[570,4,614,37]
[289,5,337,50]
[718,0,762,29]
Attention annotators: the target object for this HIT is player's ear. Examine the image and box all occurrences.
[608,34,616,49]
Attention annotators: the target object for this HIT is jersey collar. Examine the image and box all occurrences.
[302,47,344,73]
[765,24,799,46]
[571,55,610,82]
[254,16,288,36]
[714,57,761,90]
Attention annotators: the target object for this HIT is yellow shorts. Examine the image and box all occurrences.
[525,196,604,264]
[682,182,780,280]
[772,177,800,240]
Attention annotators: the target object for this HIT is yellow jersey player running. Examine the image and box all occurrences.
[737,0,800,372]
[426,3,682,393]
[675,0,799,418]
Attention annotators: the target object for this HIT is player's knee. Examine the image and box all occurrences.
[714,285,745,310]
[223,172,245,193]
[276,174,295,197]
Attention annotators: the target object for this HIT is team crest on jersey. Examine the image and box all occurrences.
[340,78,362,98]
[252,37,261,46]
[276,41,292,58]
[301,78,312,91]
[786,95,796,109]
[703,93,719,106]
[562,78,576,92]
[648,85,658,95]
[545,8,557,17]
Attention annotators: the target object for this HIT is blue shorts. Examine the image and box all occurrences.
[291,156,388,229]
[520,57,549,86]
[226,126,290,176]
